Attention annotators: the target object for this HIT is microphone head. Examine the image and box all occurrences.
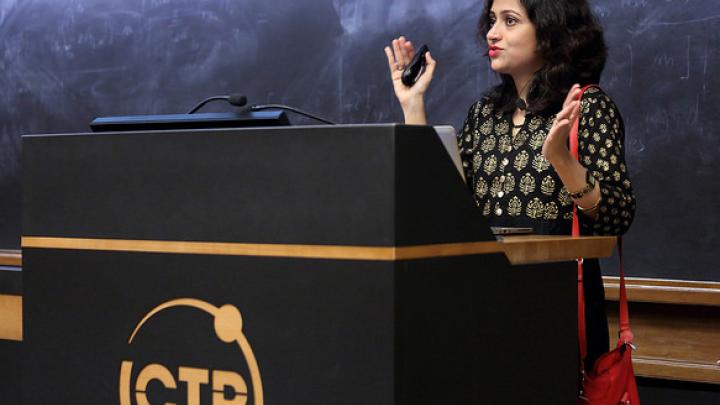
[227,94,248,107]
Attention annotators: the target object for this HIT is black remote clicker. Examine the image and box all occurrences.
[401,44,430,87]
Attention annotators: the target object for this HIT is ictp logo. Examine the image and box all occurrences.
[119,299,264,405]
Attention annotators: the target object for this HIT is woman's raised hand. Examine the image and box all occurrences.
[542,84,582,167]
[384,36,436,124]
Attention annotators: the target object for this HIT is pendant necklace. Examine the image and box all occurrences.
[512,99,527,137]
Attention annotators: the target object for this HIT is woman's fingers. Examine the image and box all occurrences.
[554,118,571,134]
[425,51,436,72]
[556,103,569,120]
[563,84,581,108]
[569,100,580,122]
[385,37,436,97]
[543,117,569,161]
[385,47,403,77]
[413,51,437,89]
[385,38,407,77]
[387,36,420,72]
[393,38,406,68]
[562,89,578,109]
[555,100,579,123]
[544,91,582,164]
[384,46,397,74]
[402,38,415,61]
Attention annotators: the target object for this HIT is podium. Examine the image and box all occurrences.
[21,125,615,404]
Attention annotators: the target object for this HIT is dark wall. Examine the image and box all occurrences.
[2,0,719,280]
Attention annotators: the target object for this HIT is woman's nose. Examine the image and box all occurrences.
[487,25,500,43]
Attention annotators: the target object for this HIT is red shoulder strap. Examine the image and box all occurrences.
[571,85,633,366]
[572,84,595,361]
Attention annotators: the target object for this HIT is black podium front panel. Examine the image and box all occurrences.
[23,125,493,247]
[22,126,577,404]
[23,249,396,404]
[22,248,576,404]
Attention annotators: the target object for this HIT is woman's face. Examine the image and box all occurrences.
[486,0,543,79]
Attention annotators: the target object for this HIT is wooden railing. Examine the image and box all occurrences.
[0,250,21,266]
[604,276,720,384]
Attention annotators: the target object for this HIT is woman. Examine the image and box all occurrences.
[385,0,636,371]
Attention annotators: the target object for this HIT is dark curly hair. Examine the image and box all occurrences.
[478,0,607,114]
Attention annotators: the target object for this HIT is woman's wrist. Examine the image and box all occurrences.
[401,96,427,125]
[547,150,576,173]
[552,156,596,200]
[575,184,601,220]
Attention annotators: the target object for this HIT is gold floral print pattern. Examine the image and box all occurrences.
[528,116,542,132]
[529,132,545,150]
[559,187,573,206]
[480,119,493,136]
[503,173,516,193]
[475,178,488,198]
[512,131,528,148]
[544,202,559,220]
[495,121,510,136]
[519,173,536,195]
[514,150,530,171]
[532,154,550,172]
[472,153,483,172]
[483,155,498,175]
[508,196,522,217]
[526,198,545,219]
[457,91,635,236]
[541,176,556,196]
[498,135,512,153]
[481,135,496,153]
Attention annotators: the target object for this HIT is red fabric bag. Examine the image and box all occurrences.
[571,85,640,405]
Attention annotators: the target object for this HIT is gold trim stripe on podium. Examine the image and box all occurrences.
[7,236,616,345]
[21,236,504,261]
[21,235,616,264]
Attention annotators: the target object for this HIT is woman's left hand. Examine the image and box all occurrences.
[542,84,582,167]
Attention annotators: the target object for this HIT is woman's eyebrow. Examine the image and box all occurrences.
[495,10,522,17]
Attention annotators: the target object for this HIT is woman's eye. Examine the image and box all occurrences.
[506,17,518,26]
[489,18,497,26]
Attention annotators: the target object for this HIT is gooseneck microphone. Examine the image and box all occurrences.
[187,93,248,114]
[187,92,335,125]
[227,94,248,107]
[245,104,336,125]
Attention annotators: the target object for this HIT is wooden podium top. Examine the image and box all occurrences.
[499,235,616,264]
[390,235,616,264]
[15,234,616,265]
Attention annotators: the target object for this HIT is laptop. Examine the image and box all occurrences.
[433,126,533,237]
[433,125,466,182]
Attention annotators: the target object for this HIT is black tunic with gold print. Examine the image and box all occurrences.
[457,87,636,237]
[457,87,637,368]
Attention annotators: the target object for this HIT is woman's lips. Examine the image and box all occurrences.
[488,46,503,58]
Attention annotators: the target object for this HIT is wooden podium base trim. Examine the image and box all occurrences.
[21,236,505,261]
[0,250,22,266]
[0,294,22,341]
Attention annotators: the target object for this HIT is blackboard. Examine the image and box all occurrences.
[1,0,718,281]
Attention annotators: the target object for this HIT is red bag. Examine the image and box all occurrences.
[571,85,640,405]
